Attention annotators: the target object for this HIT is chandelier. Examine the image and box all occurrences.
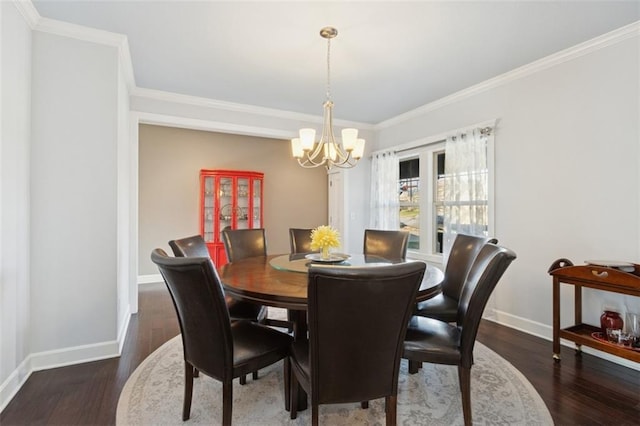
[291,27,365,170]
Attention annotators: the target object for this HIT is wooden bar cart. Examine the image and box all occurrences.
[548,258,640,363]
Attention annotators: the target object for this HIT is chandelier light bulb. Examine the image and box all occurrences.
[341,128,358,151]
[299,128,316,151]
[291,138,304,158]
[353,139,365,159]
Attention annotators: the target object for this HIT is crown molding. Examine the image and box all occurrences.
[376,20,640,130]
[133,111,296,140]
[131,87,374,130]
[12,1,136,91]
[12,0,40,29]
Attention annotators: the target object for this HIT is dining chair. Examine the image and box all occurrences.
[169,235,267,323]
[363,229,410,260]
[414,233,498,322]
[150,248,293,425]
[222,228,292,332]
[289,261,426,426]
[289,228,316,254]
[169,234,268,384]
[403,243,516,426]
[221,228,267,262]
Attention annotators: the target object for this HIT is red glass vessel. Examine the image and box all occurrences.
[600,310,623,334]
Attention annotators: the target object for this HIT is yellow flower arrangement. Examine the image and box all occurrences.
[310,225,341,259]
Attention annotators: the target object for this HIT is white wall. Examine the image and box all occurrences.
[0,1,32,409]
[30,32,120,356]
[373,29,640,359]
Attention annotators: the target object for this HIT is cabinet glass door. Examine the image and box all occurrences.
[219,177,233,240]
[236,177,249,230]
[203,176,215,242]
[252,178,261,228]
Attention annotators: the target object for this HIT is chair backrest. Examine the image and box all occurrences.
[456,243,516,368]
[441,234,498,299]
[150,248,233,381]
[363,229,410,260]
[221,228,267,262]
[168,234,210,258]
[289,228,316,254]
[307,261,426,404]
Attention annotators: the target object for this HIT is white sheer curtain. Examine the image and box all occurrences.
[370,151,399,229]
[442,128,489,259]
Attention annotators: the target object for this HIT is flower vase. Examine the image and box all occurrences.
[321,246,330,260]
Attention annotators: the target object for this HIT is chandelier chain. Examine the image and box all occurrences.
[326,38,332,101]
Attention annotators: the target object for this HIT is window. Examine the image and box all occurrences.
[399,158,420,250]
[398,142,445,261]
[397,126,493,262]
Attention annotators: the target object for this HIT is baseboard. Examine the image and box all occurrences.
[138,274,163,285]
[487,308,640,371]
[117,308,132,354]
[30,340,121,372]
[0,339,121,413]
[0,357,31,412]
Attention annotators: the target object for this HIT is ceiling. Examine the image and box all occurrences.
[31,1,640,124]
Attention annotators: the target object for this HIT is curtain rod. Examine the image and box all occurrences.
[371,119,496,157]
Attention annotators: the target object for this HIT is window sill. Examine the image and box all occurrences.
[407,252,443,267]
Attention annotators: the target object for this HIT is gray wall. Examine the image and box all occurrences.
[138,124,328,275]
[373,32,640,349]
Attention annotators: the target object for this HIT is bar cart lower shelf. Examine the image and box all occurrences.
[559,324,640,362]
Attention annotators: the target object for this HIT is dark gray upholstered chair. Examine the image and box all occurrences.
[150,249,293,425]
[363,229,410,260]
[403,243,516,426]
[289,262,426,426]
[221,228,292,332]
[169,235,267,323]
[415,234,498,322]
[289,228,316,254]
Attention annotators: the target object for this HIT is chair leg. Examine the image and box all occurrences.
[458,366,472,426]
[252,370,259,380]
[361,401,369,409]
[290,371,299,419]
[240,375,247,385]
[193,367,199,377]
[385,395,397,426]
[311,401,319,426]
[182,362,194,421]
[284,358,291,412]
[222,380,232,426]
[408,360,421,374]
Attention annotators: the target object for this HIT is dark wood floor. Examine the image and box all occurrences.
[2,283,638,425]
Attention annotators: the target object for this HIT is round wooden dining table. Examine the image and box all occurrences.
[219,253,444,315]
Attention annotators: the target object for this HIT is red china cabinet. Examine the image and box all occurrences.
[199,169,264,267]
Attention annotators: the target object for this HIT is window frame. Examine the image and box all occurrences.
[392,120,496,264]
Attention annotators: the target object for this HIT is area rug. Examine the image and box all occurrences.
[116,335,553,425]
